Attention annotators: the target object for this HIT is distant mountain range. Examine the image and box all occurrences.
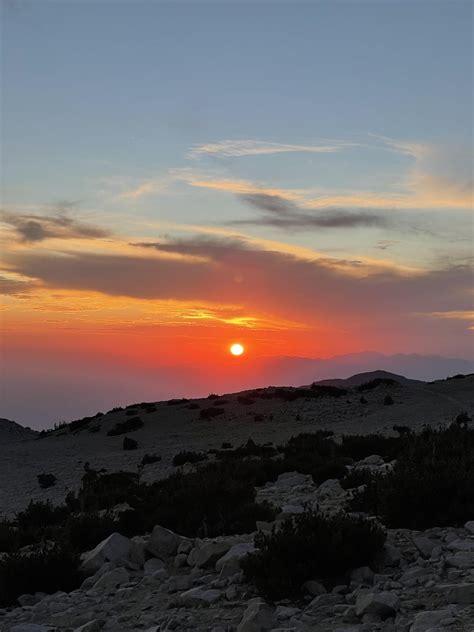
[249,352,474,388]
[2,352,472,430]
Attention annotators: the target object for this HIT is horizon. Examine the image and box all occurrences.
[1,1,473,428]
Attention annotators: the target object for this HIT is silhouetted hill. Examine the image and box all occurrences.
[0,418,38,442]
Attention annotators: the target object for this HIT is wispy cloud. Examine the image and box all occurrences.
[375,240,399,250]
[236,192,388,230]
[188,139,355,159]
[1,211,111,243]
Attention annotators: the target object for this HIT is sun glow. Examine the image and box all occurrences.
[230,343,245,356]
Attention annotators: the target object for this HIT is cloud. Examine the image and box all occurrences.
[1,212,111,243]
[237,193,388,230]
[0,274,39,296]
[375,240,399,250]
[188,139,354,159]
[6,236,471,338]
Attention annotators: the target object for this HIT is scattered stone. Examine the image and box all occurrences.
[355,592,400,620]
[237,598,275,632]
[80,532,138,572]
[215,543,255,572]
[92,566,129,590]
[188,540,232,568]
[146,525,183,559]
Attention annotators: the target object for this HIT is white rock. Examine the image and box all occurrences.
[412,535,436,558]
[92,566,129,590]
[237,597,275,632]
[443,582,474,604]
[215,543,255,572]
[355,591,400,619]
[464,520,474,535]
[317,479,344,497]
[410,609,455,632]
[188,540,232,568]
[80,533,138,572]
[144,558,166,574]
[74,621,103,632]
[146,525,183,559]
[179,586,221,606]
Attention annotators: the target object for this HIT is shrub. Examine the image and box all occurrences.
[187,403,200,410]
[360,396,368,404]
[141,453,161,466]
[454,411,471,427]
[238,396,255,405]
[172,451,206,466]
[216,438,277,460]
[125,409,138,416]
[67,471,141,513]
[207,393,219,399]
[221,442,232,449]
[107,417,143,436]
[199,407,225,420]
[393,424,412,436]
[340,434,403,461]
[242,511,385,599]
[0,545,83,607]
[340,468,376,490]
[384,395,394,406]
[357,378,397,392]
[17,501,68,532]
[64,513,117,552]
[123,437,138,450]
[37,473,57,489]
[167,398,189,406]
[351,425,474,529]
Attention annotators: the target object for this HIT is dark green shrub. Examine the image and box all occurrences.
[360,396,368,404]
[123,437,138,450]
[17,501,68,531]
[207,393,219,399]
[393,424,412,436]
[172,451,206,466]
[351,426,474,528]
[64,513,117,552]
[340,434,403,461]
[384,395,394,406]
[37,473,57,489]
[141,453,161,465]
[68,471,141,513]
[167,398,189,406]
[107,417,143,436]
[216,438,277,460]
[242,511,385,599]
[340,468,376,490]
[199,407,225,420]
[357,378,397,392]
[238,396,255,405]
[0,545,83,607]
[187,403,200,410]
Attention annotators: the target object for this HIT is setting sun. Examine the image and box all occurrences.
[230,343,245,356]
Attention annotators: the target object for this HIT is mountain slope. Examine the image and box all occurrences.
[0,418,38,442]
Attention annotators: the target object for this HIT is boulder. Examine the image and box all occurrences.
[446,551,474,569]
[188,540,232,568]
[237,598,275,632]
[447,538,474,552]
[443,582,474,604]
[144,558,166,574]
[74,622,104,632]
[412,535,436,559]
[215,543,255,572]
[317,479,344,498]
[80,533,139,572]
[350,566,374,585]
[146,525,183,559]
[178,586,221,606]
[464,520,474,535]
[302,580,327,596]
[355,592,400,620]
[410,609,455,632]
[92,567,129,590]
[360,455,384,466]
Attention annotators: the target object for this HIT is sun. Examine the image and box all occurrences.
[230,343,245,356]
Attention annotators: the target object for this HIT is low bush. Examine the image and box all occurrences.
[351,425,474,529]
[37,473,57,489]
[141,453,161,466]
[357,378,397,392]
[107,417,143,436]
[123,437,138,450]
[384,395,394,406]
[172,451,206,466]
[199,407,225,420]
[0,545,83,607]
[242,511,385,599]
[238,396,255,405]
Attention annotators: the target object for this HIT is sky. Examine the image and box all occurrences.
[1,0,473,427]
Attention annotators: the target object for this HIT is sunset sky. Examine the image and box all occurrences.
[1,1,473,426]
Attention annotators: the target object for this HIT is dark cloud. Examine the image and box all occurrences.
[237,193,389,230]
[0,275,38,296]
[1,212,110,243]
[6,237,472,341]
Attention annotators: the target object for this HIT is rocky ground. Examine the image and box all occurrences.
[2,455,474,632]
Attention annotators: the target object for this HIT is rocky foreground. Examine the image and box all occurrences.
[2,455,474,632]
